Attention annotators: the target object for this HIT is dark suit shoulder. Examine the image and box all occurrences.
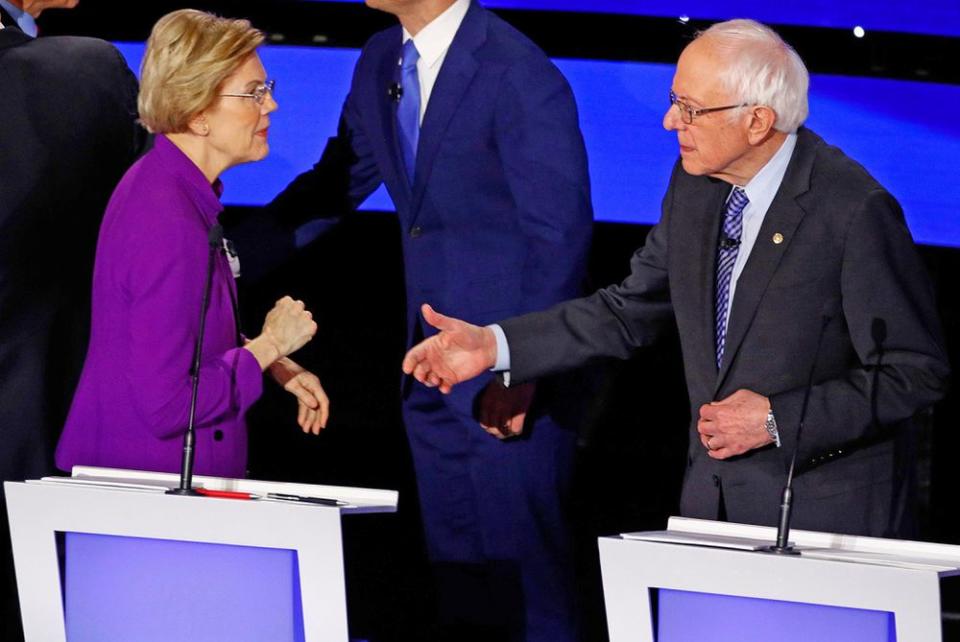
[358,24,402,62]
[478,10,564,88]
[802,127,891,202]
[483,9,547,59]
[3,34,127,72]
[479,11,573,102]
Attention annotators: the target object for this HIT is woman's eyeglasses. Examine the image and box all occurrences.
[221,79,276,105]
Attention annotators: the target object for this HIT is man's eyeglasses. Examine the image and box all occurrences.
[221,79,276,105]
[669,90,746,124]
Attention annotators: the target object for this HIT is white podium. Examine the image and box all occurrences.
[600,516,960,642]
[4,466,398,642]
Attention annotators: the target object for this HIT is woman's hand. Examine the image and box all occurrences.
[269,357,330,435]
[245,296,318,369]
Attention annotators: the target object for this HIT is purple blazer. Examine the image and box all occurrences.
[56,135,263,477]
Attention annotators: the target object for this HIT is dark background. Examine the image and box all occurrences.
[38,2,960,640]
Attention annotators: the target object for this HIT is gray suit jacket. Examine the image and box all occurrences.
[501,127,949,536]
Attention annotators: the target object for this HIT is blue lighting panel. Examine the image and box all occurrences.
[113,43,960,248]
[312,0,960,37]
[656,588,895,641]
[64,532,305,642]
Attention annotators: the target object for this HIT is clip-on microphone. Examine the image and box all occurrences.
[388,82,403,102]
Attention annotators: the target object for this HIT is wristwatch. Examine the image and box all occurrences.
[765,408,781,447]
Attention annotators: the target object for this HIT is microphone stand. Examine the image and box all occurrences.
[762,314,831,555]
[168,224,224,496]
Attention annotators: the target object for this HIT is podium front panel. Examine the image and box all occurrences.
[65,533,305,642]
[600,535,942,642]
[655,587,894,641]
[5,481,351,642]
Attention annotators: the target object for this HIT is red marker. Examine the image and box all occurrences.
[195,488,259,500]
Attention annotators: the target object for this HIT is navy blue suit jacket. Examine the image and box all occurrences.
[238,1,593,417]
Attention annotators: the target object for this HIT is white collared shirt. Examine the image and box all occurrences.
[723,132,798,330]
[401,0,470,125]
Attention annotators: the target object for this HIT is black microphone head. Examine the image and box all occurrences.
[871,317,887,345]
[208,223,224,247]
[720,236,740,250]
[388,82,403,102]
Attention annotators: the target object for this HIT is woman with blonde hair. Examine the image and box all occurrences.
[57,10,328,476]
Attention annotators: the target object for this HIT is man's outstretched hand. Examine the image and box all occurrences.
[402,304,499,394]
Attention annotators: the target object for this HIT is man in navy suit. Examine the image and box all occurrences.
[229,1,593,640]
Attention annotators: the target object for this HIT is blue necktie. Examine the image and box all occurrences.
[397,39,421,185]
[714,187,749,368]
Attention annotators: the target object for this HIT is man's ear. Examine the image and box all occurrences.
[746,105,777,145]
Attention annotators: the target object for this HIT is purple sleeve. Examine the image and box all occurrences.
[120,208,263,439]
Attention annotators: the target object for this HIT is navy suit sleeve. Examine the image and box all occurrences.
[499,162,682,383]
[494,55,593,311]
[771,189,949,463]
[225,59,383,282]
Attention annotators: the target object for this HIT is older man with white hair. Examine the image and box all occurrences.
[403,18,949,538]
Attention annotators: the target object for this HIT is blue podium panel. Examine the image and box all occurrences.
[64,532,305,642]
[655,588,895,642]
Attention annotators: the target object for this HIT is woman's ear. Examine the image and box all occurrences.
[187,114,210,137]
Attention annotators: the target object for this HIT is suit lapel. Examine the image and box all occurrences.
[0,21,30,52]
[408,2,485,222]
[374,33,413,211]
[715,130,817,391]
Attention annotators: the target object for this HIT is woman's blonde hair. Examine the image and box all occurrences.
[138,9,264,134]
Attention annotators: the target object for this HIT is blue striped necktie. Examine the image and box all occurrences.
[714,187,749,368]
[396,39,421,185]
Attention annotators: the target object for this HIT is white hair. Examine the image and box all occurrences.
[697,19,809,133]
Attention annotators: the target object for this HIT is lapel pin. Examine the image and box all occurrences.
[772,232,784,244]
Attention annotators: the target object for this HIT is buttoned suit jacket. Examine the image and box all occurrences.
[0,25,145,486]
[226,7,593,636]
[500,127,949,536]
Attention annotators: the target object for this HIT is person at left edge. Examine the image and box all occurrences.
[55,10,330,479]
[225,1,593,640]
[0,0,74,37]
[1,2,144,640]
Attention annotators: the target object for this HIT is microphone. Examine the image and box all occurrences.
[762,312,831,555]
[168,224,225,496]
[719,236,741,250]
[388,82,403,102]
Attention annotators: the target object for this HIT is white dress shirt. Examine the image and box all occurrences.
[401,0,471,125]
[722,132,798,331]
